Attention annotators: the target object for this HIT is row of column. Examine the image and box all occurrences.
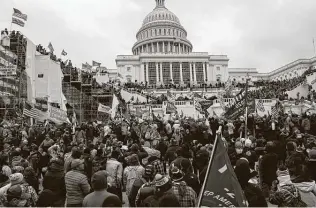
[134,41,191,55]
[144,62,207,85]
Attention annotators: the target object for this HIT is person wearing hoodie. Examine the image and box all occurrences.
[269,166,307,207]
[259,141,278,197]
[42,159,66,206]
[235,158,267,207]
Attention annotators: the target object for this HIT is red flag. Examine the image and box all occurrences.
[198,132,247,207]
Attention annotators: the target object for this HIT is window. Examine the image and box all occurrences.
[127,67,131,72]
[38,74,44,78]
[126,75,132,83]
[217,66,220,71]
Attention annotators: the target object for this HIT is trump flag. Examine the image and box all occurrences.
[198,132,247,207]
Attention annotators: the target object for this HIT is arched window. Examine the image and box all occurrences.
[164,29,166,35]
[159,29,161,35]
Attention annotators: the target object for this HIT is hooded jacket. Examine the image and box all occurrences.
[292,181,316,207]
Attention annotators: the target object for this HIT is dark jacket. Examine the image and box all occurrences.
[259,152,278,186]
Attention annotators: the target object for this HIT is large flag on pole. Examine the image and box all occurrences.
[111,94,119,119]
[92,60,101,67]
[13,8,28,21]
[12,17,25,27]
[256,99,265,112]
[61,49,67,56]
[198,129,248,207]
[48,42,54,53]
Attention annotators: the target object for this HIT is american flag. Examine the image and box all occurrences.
[12,17,25,27]
[271,106,279,118]
[23,102,47,121]
[167,90,176,101]
[92,60,101,67]
[194,98,204,114]
[219,96,226,110]
[13,8,27,21]
[225,78,233,95]
[256,99,265,112]
[166,102,177,114]
[48,42,54,53]
[61,49,67,56]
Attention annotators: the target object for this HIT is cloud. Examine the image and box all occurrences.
[0,0,315,72]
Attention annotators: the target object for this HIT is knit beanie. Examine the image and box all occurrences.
[9,173,24,185]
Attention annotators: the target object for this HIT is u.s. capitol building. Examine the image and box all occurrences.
[113,0,316,86]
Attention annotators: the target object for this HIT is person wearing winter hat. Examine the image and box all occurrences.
[235,158,267,207]
[83,171,121,207]
[5,184,27,207]
[269,165,307,207]
[170,166,197,207]
[307,145,316,181]
[131,164,156,207]
[65,159,91,207]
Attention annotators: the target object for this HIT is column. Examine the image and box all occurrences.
[193,62,197,84]
[170,62,173,83]
[157,42,159,53]
[160,62,163,84]
[189,62,193,83]
[168,42,171,53]
[146,63,149,84]
[162,42,165,53]
[141,45,144,54]
[180,62,183,84]
[203,62,206,82]
[151,42,154,53]
[156,62,159,84]
[141,63,145,83]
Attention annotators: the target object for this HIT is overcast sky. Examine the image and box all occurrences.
[1,0,316,72]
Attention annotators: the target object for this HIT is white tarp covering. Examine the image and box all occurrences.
[26,38,37,103]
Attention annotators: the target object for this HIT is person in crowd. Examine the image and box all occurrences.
[235,158,267,207]
[65,159,91,207]
[124,154,145,204]
[259,141,278,197]
[269,165,307,207]
[42,158,66,206]
[106,150,123,201]
[130,164,155,207]
[83,171,121,207]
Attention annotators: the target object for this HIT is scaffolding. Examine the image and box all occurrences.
[61,64,113,123]
[0,30,27,119]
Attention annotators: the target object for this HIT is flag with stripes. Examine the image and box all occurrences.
[194,98,204,114]
[92,60,101,67]
[271,106,279,118]
[48,42,54,53]
[23,102,46,121]
[12,17,25,27]
[167,90,176,101]
[219,96,226,110]
[225,77,233,95]
[61,49,67,56]
[198,133,247,207]
[13,8,27,21]
[166,102,177,114]
[256,99,265,112]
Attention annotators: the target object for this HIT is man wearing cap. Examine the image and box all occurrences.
[83,171,121,207]
[65,159,91,207]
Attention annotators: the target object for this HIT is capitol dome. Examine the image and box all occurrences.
[132,0,193,55]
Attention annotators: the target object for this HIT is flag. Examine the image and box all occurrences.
[117,73,123,79]
[167,90,176,101]
[166,102,177,114]
[12,17,25,27]
[92,60,101,67]
[198,133,248,207]
[13,8,27,21]
[256,99,265,112]
[271,106,279,118]
[23,102,47,121]
[111,94,119,119]
[194,98,204,114]
[48,42,54,53]
[219,96,226,110]
[225,77,233,95]
[98,103,111,114]
[61,49,67,56]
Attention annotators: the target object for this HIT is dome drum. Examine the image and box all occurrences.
[132,0,193,55]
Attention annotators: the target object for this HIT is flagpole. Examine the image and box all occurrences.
[245,74,249,139]
[313,38,316,56]
[197,126,222,206]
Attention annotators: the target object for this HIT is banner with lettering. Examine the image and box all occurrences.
[198,134,247,207]
[48,105,69,124]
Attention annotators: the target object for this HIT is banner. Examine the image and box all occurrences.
[198,132,247,207]
[98,103,111,114]
[0,66,17,76]
[48,105,68,123]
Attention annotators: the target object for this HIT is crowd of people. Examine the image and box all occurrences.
[0,107,316,207]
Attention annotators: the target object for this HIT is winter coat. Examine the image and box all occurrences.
[259,152,278,186]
